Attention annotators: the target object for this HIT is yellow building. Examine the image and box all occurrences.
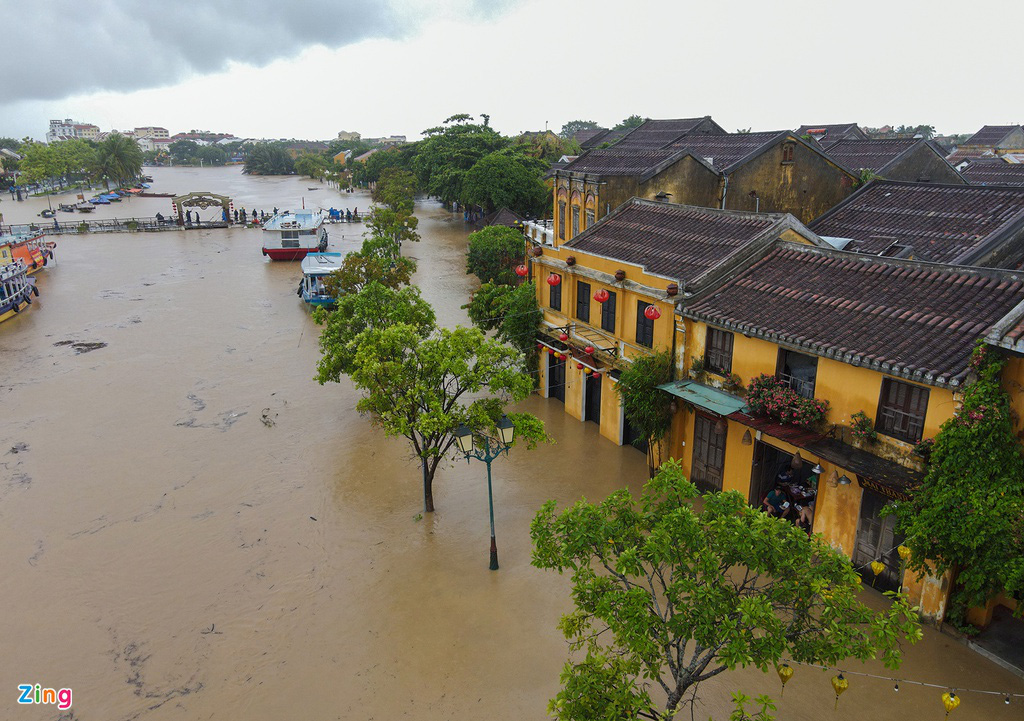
[526,198,825,455]
[666,242,1024,620]
[552,122,856,243]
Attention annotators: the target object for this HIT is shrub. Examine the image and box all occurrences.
[850,410,878,442]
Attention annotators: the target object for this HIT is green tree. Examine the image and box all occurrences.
[559,120,601,139]
[462,149,549,216]
[315,282,435,382]
[194,145,228,167]
[351,145,417,186]
[18,142,60,184]
[466,225,527,286]
[92,133,143,188]
[616,350,674,476]
[612,114,647,131]
[322,235,417,300]
[891,344,1024,622]
[413,114,510,206]
[465,281,542,377]
[530,460,922,721]
[0,137,21,152]
[372,167,417,214]
[243,142,295,175]
[170,139,200,165]
[348,322,547,511]
[294,151,329,179]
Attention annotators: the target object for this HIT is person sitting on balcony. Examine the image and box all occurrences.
[762,486,791,519]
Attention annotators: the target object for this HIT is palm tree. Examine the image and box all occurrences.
[92,133,143,189]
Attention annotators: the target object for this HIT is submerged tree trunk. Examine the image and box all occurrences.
[421,457,435,513]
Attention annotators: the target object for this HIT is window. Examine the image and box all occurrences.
[558,202,566,240]
[585,210,595,228]
[691,414,726,494]
[636,300,655,348]
[572,207,580,237]
[781,142,795,164]
[576,281,591,323]
[601,290,617,333]
[876,378,929,443]
[705,327,734,375]
[776,348,817,398]
[549,273,562,311]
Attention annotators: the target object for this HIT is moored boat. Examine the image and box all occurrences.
[261,209,327,261]
[297,252,343,306]
[0,232,54,274]
[0,260,37,324]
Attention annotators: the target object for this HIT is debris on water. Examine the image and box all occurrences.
[200,624,221,635]
[309,516,317,521]
[261,408,277,427]
[7,442,29,454]
[53,340,108,354]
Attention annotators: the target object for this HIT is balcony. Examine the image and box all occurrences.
[523,219,554,247]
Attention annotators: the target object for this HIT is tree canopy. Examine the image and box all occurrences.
[531,460,922,721]
[243,142,295,175]
[891,344,1024,620]
[612,114,647,131]
[462,149,549,216]
[466,225,527,286]
[559,120,601,139]
[413,114,510,206]
[93,133,144,188]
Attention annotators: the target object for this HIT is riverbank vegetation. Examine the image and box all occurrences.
[13,133,143,190]
[315,169,547,512]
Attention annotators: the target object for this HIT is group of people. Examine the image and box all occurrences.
[760,465,816,534]
[232,208,274,225]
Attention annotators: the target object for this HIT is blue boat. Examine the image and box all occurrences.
[90,197,110,205]
[297,253,343,306]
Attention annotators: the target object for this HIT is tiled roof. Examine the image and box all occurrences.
[612,117,724,150]
[560,147,682,176]
[796,124,865,147]
[961,159,1024,187]
[572,128,607,147]
[945,148,992,165]
[822,138,921,172]
[809,180,1024,263]
[667,131,788,172]
[563,198,792,286]
[685,242,1024,387]
[963,125,1022,147]
[477,207,526,229]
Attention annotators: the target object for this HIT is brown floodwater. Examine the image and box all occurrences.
[1,168,1021,720]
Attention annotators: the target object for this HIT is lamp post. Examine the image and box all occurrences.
[455,415,516,570]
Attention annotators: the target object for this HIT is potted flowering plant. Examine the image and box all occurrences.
[849,411,877,442]
[746,374,829,428]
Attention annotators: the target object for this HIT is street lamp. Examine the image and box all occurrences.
[455,415,516,570]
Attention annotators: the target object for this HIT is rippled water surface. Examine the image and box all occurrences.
[1,167,1020,720]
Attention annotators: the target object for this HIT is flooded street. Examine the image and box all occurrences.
[1,168,1021,720]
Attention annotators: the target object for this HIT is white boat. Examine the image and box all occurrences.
[261,209,327,261]
[297,252,343,306]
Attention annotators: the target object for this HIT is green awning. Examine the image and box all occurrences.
[657,380,747,417]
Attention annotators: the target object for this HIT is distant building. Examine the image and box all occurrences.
[46,118,99,143]
[332,149,352,166]
[795,123,868,148]
[947,125,1024,167]
[336,130,361,141]
[959,157,1024,187]
[822,138,964,184]
[134,126,169,139]
[363,135,407,147]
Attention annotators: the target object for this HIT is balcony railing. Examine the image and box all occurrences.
[523,219,554,246]
[877,407,926,443]
[777,372,816,399]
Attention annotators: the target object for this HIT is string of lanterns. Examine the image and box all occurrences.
[774,660,1022,714]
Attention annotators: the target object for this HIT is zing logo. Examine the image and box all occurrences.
[17,684,73,710]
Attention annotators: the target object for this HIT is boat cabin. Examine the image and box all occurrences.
[299,252,344,306]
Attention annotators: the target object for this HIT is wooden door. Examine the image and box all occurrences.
[692,414,726,494]
[852,490,904,592]
[585,373,601,425]
[548,353,565,403]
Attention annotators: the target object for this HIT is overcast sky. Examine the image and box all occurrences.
[3,0,1021,141]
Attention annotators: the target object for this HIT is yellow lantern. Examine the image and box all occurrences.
[584,367,592,375]
[870,560,885,576]
[897,545,911,561]
[942,691,961,717]
[831,673,849,710]
[776,663,793,696]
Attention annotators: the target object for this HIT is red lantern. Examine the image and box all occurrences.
[559,332,569,342]
[584,345,595,355]
[592,372,601,379]
[594,288,610,303]
[536,343,544,350]
[644,304,662,320]
[576,363,584,370]
[515,264,528,277]
[546,273,561,287]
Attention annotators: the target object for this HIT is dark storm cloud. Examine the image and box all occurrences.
[4,0,516,103]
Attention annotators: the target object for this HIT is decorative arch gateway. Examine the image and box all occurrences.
[171,192,232,225]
